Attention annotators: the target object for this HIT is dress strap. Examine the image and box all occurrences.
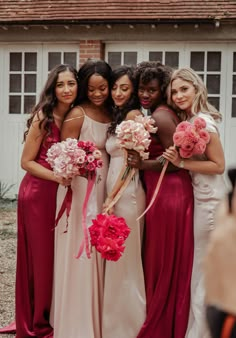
[64,106,86,123]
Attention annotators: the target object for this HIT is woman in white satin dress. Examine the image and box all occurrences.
[102,65,146,338]
[163,67,226,338]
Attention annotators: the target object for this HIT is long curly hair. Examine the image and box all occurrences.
[23,64,78,141]
[108,65,140,135]
[168,67,222,121]
[135,61,173,102]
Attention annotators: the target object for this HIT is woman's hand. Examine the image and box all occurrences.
[127,150,142,169]
[56,176,72,187]
[162,146,181,167]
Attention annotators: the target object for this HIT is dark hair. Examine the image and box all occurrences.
[135,61,173,101]
[24,64,78,141]
[228,168,236,213]
[108,65,140,134]
[76,59,112,108]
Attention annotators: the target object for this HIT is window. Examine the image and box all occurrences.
[9,52,37,114]
[108,51,137,68]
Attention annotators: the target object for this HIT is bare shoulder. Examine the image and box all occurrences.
[126,109,143,121]
[64,105,85,121]
[153,106,178,126]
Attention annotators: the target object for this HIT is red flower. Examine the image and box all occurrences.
[89,213,131,261]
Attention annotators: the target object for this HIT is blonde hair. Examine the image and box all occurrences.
[168,67,222,122]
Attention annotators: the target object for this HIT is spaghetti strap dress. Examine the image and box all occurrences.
[50,113,109,338]
[137,107,194,338]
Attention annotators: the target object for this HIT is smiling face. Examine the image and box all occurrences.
[111,74,133,108]
[171,78,196,115]
[138,78,162,112]
[55,70,78,106]
[87,74,109,107]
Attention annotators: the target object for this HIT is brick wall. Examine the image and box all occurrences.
[79,40,105,66]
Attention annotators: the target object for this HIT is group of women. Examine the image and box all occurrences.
[0,58,227,338]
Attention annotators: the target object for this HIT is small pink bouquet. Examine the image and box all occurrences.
[89,213,131,261]
[103,116,157,214]
[173,117,210,158]
[46,138,103,179]
[46,138,103,246]
[116,116,157,160]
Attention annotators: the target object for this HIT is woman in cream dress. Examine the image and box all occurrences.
[102,65,146,338]
[50,60,112,338]
[164,67,226,338]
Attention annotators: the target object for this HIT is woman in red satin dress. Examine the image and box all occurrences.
[128,61,194,338]
[0,64,78,338]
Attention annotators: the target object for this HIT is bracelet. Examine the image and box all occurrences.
[178,160,184,168]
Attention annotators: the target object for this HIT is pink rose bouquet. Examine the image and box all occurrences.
[89,213,131,261]
[173,117,210,158]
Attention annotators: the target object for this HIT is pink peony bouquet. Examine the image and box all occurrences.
[89,213,131,261]
[173,116,210,158]
[46,138,103,179]
[115,116,157,160]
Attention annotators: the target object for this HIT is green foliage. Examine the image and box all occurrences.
[0,182,15,199]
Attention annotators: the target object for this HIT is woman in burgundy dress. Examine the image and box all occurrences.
[1,64,78,338]
[127,61,194,338]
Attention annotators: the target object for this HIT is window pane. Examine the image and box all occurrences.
[24,53,37,71]
[207,74,220,94]
[232,98,236,117]
[108,52,121,69]
[9,96,21,114]
[207,52,221,71]
[10,74,21,92]
[149,51,163,62]
[165,52,179,68]
[64,52,77,68]
[124,52,137,66]
[24,74,36,92]
[233,52,236,72]
[24,96,36,114]
[233,75,236,95]
[10,53,22,71]
[208,97,219,111]
[190,52,204,71]
[48,52,61,71]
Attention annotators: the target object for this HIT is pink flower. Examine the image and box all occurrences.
[199,129,210,143]
[193,116,206,130]
[176,121,190,132]
[134,115,158,133]
[192,138,207,155]
[179,148,193,158]
[173,131,185,147]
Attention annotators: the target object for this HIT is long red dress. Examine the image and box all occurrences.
[14,123,60,337]
[137,134,194,338]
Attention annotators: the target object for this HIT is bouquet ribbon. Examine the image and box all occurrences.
[76,174,96,259]
[55,185,73,232]
[103,150,136,214]
[137,159,169,220]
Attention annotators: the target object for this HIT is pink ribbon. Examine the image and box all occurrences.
[76,174,96,259]
[137,160,169,220]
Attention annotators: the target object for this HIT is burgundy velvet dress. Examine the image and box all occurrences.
[14,123,59,337]
[137,134,194,338]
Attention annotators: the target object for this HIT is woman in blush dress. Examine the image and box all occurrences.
[127,61,194,338]
[50,59,112,338]
[163,67,226,338]
[102,65,146,338]
[0,64,78,338]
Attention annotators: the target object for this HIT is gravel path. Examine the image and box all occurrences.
[0,199,16,338]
